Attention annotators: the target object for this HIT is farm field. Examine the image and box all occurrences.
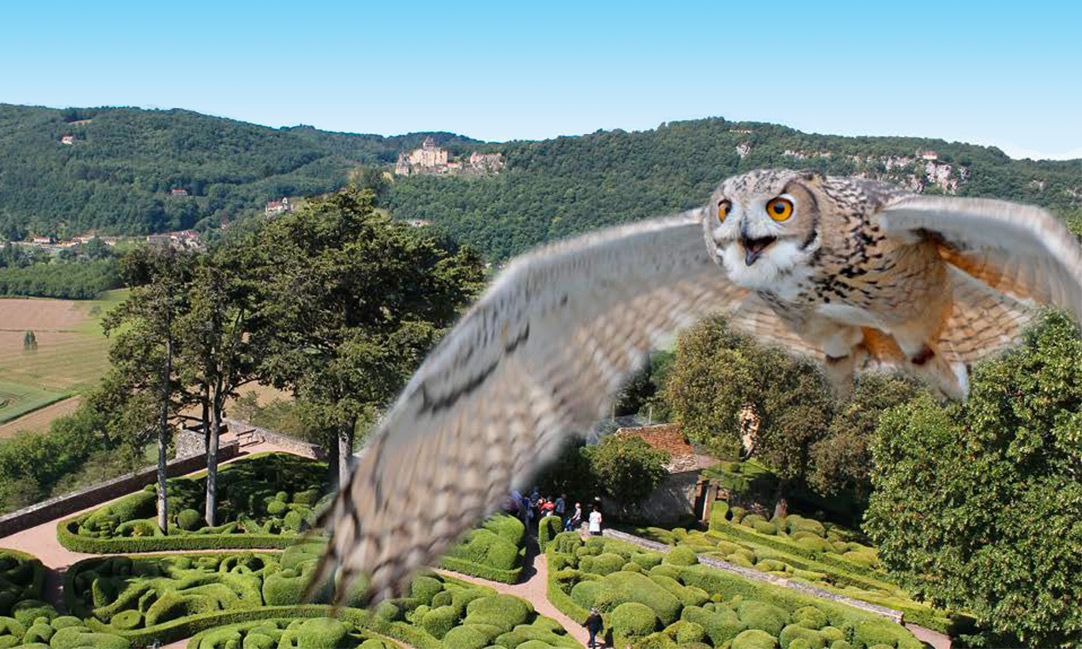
[0,289,127,434]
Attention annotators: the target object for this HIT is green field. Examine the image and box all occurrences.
[0,289,127,431]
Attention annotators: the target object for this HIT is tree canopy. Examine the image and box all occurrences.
[864,311,1082,648]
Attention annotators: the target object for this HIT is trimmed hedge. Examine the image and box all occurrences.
[610,602,657,647]
[537,516,563,552]
[0,549,46,617]
[439,514,526,584]
[68,550,571,649]
[186,617,399,649]
[545,534,925,649]
[58,452,329,553]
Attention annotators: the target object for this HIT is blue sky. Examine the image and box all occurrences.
[2,0,1080,159]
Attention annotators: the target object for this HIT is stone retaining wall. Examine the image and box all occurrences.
[601,528,904,623]
[222,419,325,460]
[0,441,240,538]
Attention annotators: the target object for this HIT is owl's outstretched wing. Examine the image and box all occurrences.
[310,209,778,605]
[879,195,1082,362]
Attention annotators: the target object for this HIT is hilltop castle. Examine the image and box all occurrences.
[394,137,505,176]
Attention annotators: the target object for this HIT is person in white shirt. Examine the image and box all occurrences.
[588,506,602,536]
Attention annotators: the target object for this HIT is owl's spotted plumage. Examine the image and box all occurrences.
[313,169,1082,605]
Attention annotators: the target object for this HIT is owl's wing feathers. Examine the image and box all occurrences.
[879,195,1082,329]
[313,209,795,605]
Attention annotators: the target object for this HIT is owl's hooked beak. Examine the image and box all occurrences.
[741,235,776,266]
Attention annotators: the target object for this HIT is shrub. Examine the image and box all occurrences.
[631,552,664,570]
[441,623,501,649]
[441,525,523,584]
[571,582,602,610]
[420,605,458,639]
[754,520,779,535]
[537,516,563,552]
[664,547,698,567]
[579,553,625,576]
[410,575,443,606]
[177,509,202,531]
[464,594,531,633]
[709,501,730,531]
[676,620,707,644]
[681,605,745,646]
[593,572,681,625]
[780,625,828,649]
[611,602,657,647]
[552,532,582,555]
[11,600,55,627]
[732,629,779,649]
[280,617,346,649]
[261,570,306,606]
[738,601,789,636]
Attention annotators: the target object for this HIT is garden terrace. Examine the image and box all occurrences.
[64,548,575,649]
[544,531,925,649]
[57,452,331,552]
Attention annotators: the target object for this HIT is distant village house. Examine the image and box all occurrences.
[146,230,202,250]
[264,197,294,216]
[170,187,189,197]
[60,135,75,145]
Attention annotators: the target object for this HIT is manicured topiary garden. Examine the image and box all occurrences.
[545,531,924,649]
[630,502,953,632]
[58,453,331,553]
[0,548,131,648]
[63,547,574,649]
[57,452,527,585]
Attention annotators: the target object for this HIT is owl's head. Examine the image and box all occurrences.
[704,168,825,290]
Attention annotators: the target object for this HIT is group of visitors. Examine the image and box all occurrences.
[508,487,604,536]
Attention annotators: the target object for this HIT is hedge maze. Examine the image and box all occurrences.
[545,531,925,649]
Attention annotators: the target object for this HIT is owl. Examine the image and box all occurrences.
[310,168,1082,605]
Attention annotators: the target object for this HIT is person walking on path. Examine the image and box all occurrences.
[566,502,583,531]
[588,506,603,536]
[554,493,566,522]
[585,607,603,648]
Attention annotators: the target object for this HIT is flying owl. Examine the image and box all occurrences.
[311,168,1082,604]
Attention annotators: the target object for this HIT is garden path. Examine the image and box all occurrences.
[437,537,594,648]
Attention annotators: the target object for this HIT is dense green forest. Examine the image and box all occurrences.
[2,104,1080,262]
[0,104,479,237]
[388,119,1082,259]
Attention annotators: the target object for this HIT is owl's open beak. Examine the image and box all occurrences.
[741,235,776,266]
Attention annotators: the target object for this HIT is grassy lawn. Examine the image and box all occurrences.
[0,289,127,433]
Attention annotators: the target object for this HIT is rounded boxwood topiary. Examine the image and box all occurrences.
[580,553,625,576]
[664,547,699,567]
[792,607,828,629]
[732,629,779,649]
[631,551,663,570]
[681,605,744,647]
[780,625,828,649]
[176,509,202,531]
[410,575,444,605]
[753,520,779,535]
[611,602,657,647]
[676,620,707,644]
[266,500,288,516]
[11,600,55,627]
[441,623,501,649]
[594,571,681,626]
[738,601,789,637]
[421,605,458,639]
[571,581,602,609]
[464,594,531,632]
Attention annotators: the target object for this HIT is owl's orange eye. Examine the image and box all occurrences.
[717,200,731,223]
[766,197,794,221]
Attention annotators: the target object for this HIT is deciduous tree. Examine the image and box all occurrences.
[865,311,1082,647]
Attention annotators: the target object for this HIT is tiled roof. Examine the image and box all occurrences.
[615,423,719,473]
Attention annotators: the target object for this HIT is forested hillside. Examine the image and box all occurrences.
[2,104,1080,261]
[388,119,1082,259]
[0,103,478,237]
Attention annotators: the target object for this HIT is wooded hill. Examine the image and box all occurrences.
[0,103,480,238]
[2,104,1079,260]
